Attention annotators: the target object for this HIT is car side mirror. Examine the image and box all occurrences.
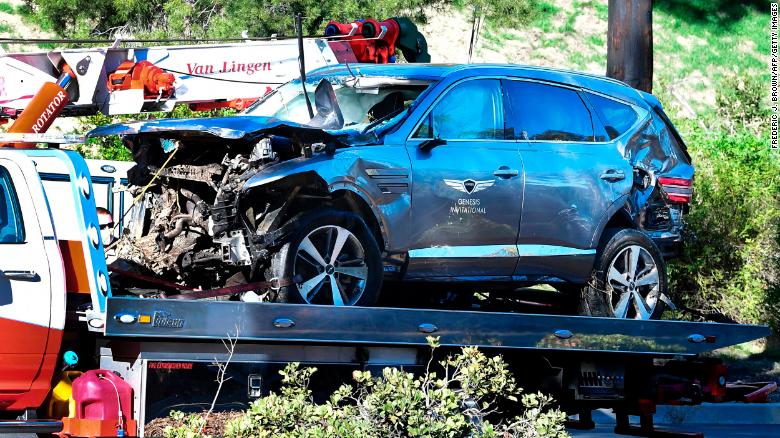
[419,137,446,152]
[308,79,344,130]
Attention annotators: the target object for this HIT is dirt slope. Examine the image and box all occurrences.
[418,1,766,118]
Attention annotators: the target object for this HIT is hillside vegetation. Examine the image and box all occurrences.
[3,1,777,332]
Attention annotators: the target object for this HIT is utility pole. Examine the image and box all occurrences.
[606,0,653,93]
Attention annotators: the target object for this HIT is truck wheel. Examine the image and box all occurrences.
[579,228,667,319]
[268,209,382,306]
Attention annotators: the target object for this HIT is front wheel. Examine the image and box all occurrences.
[579,228,667,319]
[268,209,383,306]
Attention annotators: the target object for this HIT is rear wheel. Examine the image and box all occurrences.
[579,228,667,319]
[268,209,382,306]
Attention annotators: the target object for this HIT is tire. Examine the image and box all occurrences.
[268,209,383,306]
[579,228,667,319]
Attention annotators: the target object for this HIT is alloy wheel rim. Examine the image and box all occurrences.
[606,245,660,319]
[293,225,368,305]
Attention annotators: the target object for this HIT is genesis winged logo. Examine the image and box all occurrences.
[444,178,495,194]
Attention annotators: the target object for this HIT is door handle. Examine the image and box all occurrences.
[493,167,519,178]
[600,169,625,182]
[0,270,40,282]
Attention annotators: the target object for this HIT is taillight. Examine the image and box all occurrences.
[658,176,693,204]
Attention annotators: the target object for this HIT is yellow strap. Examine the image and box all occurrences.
[132,146,179,206]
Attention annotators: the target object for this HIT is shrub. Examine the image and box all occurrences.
[28,0,554,39]
[161,338,569,437]
[661,69,779,330]
[667,125,780,329]
[75,105,236,161]
[714,72,768,136]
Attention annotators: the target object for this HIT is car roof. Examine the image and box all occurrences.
[307,63,459,81]
[307,63,648,107]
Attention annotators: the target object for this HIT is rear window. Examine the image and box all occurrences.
[586,93,638,140]
[503,80,595,142]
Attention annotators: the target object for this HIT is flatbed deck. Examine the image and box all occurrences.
[105,297,770,355]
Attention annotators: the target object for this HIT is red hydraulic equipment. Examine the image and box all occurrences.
[106,60,176,100]
[325,18,399,63]
[325,17,430,63]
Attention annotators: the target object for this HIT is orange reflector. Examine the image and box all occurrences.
[59,240,91,294]
[139,315,152,324]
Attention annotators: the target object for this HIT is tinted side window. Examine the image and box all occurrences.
[0,166,24,243]
[504,81,594,142]
[587,93,638,140]
[413,79,504,140]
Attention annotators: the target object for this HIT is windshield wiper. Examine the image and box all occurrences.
[361,107,406,134]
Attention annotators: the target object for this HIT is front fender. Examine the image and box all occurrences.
[243,155,333,189]
[241,148,412,251]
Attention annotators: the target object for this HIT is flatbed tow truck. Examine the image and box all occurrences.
[0,20,774,437]
[0,145,772,437]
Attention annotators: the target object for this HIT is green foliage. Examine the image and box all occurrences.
[75,113,132,161]
[454,0,556,27]
[652,1,767,100]
[667,126,780,328]
[666,73,779,330]
[714,72,769,135]
[164,410,208,438]
[28,0,555,39]
[75,105,236,161]
[0,2,14,13]
[162,342,568,437]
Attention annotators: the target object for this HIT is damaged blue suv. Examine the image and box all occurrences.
[94,63,694,320]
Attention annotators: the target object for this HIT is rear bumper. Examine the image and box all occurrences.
[647,230,683,259]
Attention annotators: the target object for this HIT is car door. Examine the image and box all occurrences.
[0,157,56,397]
[404,78,523,279]
[503,79,630,283]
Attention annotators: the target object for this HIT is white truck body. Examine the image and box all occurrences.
[0,149,66,410]
[0,39,352,116]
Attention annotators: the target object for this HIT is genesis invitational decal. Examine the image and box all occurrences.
[444,179,494,194]
[444,179,494,215]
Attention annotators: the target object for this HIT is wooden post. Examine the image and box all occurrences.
[607,0,653,93]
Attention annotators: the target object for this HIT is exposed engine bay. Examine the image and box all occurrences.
[106,77,429,296]
[112,134,298,293]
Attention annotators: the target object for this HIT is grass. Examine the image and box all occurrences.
[0,2,13,14]
[657,1,766,83]
[559,8,577,34]
[533,1,561,28]
[650,1,768,115]
[475,0,768,116]
[587,33,604,47]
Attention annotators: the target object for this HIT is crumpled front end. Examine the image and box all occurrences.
[91,117,347,294]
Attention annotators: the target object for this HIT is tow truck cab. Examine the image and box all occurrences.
[0,148,109,412]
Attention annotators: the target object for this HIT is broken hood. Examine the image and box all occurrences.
[87,115,342,143]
